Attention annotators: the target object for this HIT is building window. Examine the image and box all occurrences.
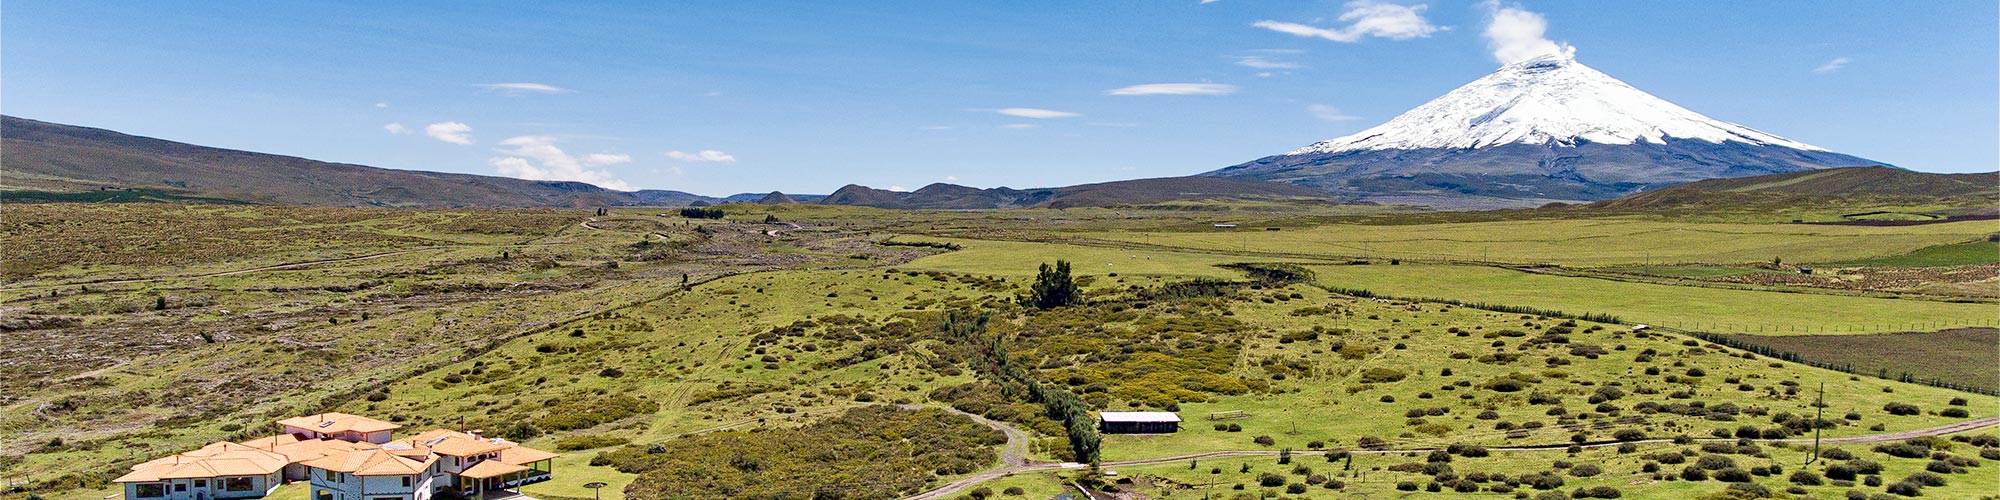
[194,480,207,488]
[401,476,412,488]
[225,477,255,492]
[136,484,167,498]
[174,483,187,492]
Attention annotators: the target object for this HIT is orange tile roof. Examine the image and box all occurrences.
[457,460,528,479]
[498,446,560,466]
[397,429,508,457]
[116,442,290,483]
[276,413,400,434]
[299,448,434,476]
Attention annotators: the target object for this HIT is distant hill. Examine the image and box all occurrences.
[0,115,667,208]
[2,115,1323,210]
[1590,166,1999,210]
[817,177,1329,209]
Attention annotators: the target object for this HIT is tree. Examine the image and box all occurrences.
[154,296,167,310]
[1025,260,1080,309]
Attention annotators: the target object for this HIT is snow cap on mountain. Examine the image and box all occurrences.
[1287,53,1828,155]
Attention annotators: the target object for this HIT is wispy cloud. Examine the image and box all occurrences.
[476,82,573,95]
[424,122,474,145]
[1105,83,1239,96]
[489,135,632,190]
[1253,1,1441,43]
[583,153,632,166]
[1236,55,1303,70]
[373,102,390,109]
[999,123,1039,129]
[992,107,1080,119]
[383,123,411,135]
[1813,57,1852,74]
[1307,104,1360,121]
[665,150,737,163]
[1481,0,1572,64]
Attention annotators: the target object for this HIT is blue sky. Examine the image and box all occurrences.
[6,1,1995,195]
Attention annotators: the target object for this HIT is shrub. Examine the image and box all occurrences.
[1724,483,1774,498]
[1903,471,1946,487]
[1940,408,1969,418]
[1713,467,1752,482]
[1679,466,1708,481]
[555,435,631,451]
[1359,368,1409,383]
[1568,464,1602,477]
[1571,486,1622,498]
[1612,429,1645,441]
[1885,481,1922,496]
[1253,435,1276,446]
[1789,470,1823,485]
[1258,473,1286,487]
[1882,403,1921,416]
[1396,481,1419,491]
[1696,455,1736,470]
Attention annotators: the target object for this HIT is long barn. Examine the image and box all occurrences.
[1097,411,1181,434]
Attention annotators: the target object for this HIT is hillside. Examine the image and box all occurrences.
[817,177,1329,210]
[1591,166,1999,211]
[0,115,669,208]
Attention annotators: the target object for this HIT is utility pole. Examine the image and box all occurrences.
[1807,382,1825,466]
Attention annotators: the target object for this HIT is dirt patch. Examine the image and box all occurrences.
[1722,327,2000,393]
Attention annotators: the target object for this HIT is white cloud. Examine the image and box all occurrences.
[1236,55,1303,69]
[665,150,737,163]
[1253,1,1441,43]
[1105,83,1239,96]
[374,102,390,108]
[383,123,411,135]
[1308,104,1360,121]
[945,176,959,182]
[1481,0,1572,64]
[999,123,1039,129]
[1201,0,1220,3]
[1814,57,1852,74]
[583,153,632,166]
[992,108,1080,119]
[424,122,474,145]
[888,186,909,192]
[489,135,633,190]
[475,82,572,95]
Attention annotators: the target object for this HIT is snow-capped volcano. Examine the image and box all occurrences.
[1207,52,1884,206]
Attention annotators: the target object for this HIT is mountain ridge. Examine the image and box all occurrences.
[1206,52,1885,205]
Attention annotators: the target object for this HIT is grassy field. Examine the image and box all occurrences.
[1305,263,1998,335]
[1080,218,1998,266]
[8,203,1998,500]
[1828,240,2000,267]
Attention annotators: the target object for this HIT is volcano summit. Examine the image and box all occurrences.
[1206,51,1884,206]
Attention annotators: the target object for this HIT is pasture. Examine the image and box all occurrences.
[1306,263,1998,335]
[1080,218,1997,266]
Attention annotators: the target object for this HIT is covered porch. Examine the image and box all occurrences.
[457,459,552,500]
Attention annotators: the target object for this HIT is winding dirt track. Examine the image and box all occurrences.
[902,416,2000,500]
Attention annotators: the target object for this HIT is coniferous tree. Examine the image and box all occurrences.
[1025,260,1080,309]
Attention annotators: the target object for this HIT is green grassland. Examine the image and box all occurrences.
[1829,240,2000,267]
[7,203,1998,500]
[1079,218,1998,266]
[1305,264,1997,335]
